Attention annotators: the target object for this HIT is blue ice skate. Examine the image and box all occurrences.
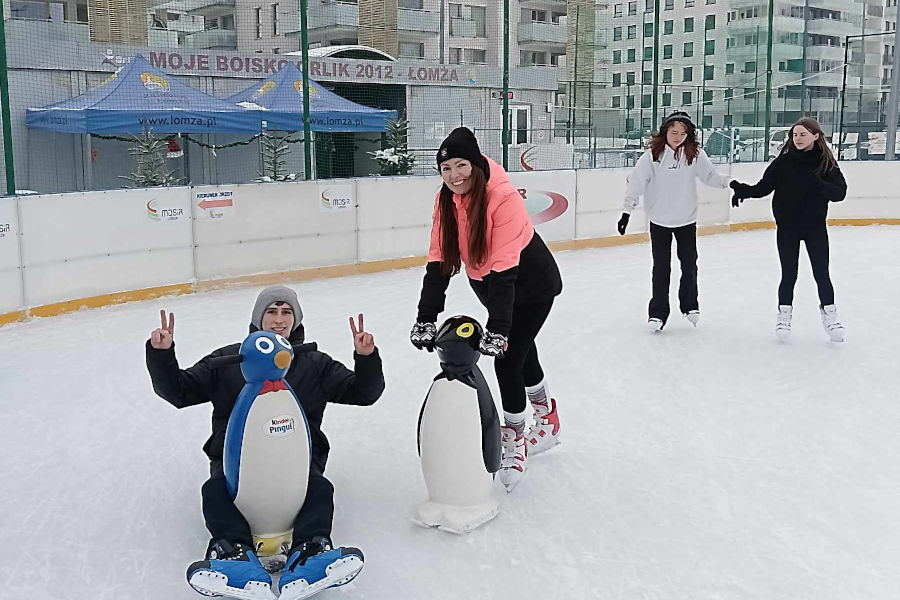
[186,539,276,600]
[277,537,364,600]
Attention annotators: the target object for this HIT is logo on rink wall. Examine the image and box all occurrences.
[0,223,9,237]
[146,199,184,221]
[516,188,569,225]
[319,186,354,212]
[266,416,296,437]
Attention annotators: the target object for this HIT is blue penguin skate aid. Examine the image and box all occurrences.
[415,316,502,533]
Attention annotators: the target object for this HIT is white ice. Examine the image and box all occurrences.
[1,227,898,600]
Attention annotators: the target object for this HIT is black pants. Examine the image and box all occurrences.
[776,223,834,306]
[202,462,334,553]
[493,300,553,414]
[649,222,698,323]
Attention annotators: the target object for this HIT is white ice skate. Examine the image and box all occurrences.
[499,426,526,492]
[776,305,792,341]
[820,304,844,342]
[526,399,561,456]
[684,310,700,327]
[647,318,664,333]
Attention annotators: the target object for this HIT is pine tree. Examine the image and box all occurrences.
[369,117,415,176]
[120,125,181,188]
[257,130,296,182]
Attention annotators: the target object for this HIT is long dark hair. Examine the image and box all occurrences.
[648,118,699,164]
[779,117,837,174]
[438,164,489,276]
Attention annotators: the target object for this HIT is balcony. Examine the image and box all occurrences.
[517,21,566,45]
[307,2,359,31]
[5,17,89,42]
[183,28,237,49]
[806,17,854,37]
[185,0,235,19]
[398,8,439,33]
[449,16,476,38]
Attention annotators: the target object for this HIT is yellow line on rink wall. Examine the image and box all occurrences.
[1,219,898,326]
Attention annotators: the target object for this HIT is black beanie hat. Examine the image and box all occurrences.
[661,111,695,130]
[436,127,490,180]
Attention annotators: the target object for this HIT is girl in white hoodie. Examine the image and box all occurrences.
[617,111,733,331]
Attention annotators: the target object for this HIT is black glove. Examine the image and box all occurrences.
[479,331,508,357]
[729,180,749,208]
[617,212,630,236]
[410,322,436,352]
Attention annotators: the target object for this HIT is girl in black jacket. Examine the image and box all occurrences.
[731,117,847,342]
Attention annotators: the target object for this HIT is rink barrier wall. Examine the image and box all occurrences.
[1,162,897,326]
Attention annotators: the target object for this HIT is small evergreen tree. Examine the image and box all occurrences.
[368,117,415,176]
[120,125,181,187]
[257,130,296,182]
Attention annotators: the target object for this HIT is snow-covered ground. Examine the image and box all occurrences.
[1,226,898,600]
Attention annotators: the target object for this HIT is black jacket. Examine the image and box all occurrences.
[740,147,847,226]
[417,232,562,336]
[146,325,384,474]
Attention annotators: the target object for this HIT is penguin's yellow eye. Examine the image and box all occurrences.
[276,335,291,349]
[256,338,275,354]
[456,323,474,338]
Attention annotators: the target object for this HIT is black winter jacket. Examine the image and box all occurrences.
[146,325,384,474]
[739,146,847,226]
[416,232,562,336]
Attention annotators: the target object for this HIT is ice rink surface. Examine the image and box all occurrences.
[1,226,898,600]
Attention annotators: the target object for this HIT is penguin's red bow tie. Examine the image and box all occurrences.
[260,380,288,394]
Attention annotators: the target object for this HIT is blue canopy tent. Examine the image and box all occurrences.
[26,55,260,134]
[227,63,397,132]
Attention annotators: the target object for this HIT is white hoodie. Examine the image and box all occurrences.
[624,145,731,228]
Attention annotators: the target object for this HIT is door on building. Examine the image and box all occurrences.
[506,105,532,146]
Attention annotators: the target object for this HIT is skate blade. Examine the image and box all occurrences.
[828,329,845,343]
[278,556,363,600]
[188,571,276,600]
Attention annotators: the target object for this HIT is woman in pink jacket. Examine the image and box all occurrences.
[411,127,563,491]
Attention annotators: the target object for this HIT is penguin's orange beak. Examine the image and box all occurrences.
[274,349,291,369]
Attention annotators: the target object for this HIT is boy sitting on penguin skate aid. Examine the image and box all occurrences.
[146,285,385,600]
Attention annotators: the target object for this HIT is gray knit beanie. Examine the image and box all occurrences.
[251,285,303,334]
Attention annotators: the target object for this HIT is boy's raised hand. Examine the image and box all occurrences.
[349,313,375,356]
[150,310,175,350]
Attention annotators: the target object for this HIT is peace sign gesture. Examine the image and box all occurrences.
[349,313,375,356]
[150,309,175,350]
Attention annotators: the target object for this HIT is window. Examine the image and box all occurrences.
[399,0,423,7]
[663,44,672,59]
[644,69,652,82]
[627,71,636,85]
[448,2,461,17]
[642,94,652,108]
[399,42,425,58]
[472,5,486,37]
[613,73,622,87]
[614,26,622,41]
[449,48,461,64]
[704,65,714,80]
[254,7,261,38]
[644,46,653,60]
[664,20,674,34]
[614,4,622,17]
[612,96,622,108]
[628,1,636,14]
[702,115,712,127]
[627,96,635,109]
[684,16,694,32]
[627,48,636,62]
[271,3,278,36]
[665,0,673,9]
[743,87,755,98]
[705,39,715,55]
[530,9,546,21]
[550,52,564,66]
[682,91,692,104]
[726,63,734,74]
[685,0,694,6]
[628,24,637,39]
[626,118,635,131]
[683,41,693,57]
[644,22,653,37]
[663,68,672,83]
[467,48,486,64]
[683,66,692,81]
[705,14,716,29]
[645,0,653,11]
[744,61,756,72]
[613,50,622,64]
[742,113,755,125]
[725,88,733,99]
[703,89,713,105]
[663,92,672,105]
[724,114,733,127]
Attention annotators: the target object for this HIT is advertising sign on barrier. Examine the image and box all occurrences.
[319,182,355,212]
[507,170,577,242]
[195,188,236,220]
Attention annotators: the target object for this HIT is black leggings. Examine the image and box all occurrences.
[649,222,699,323]
[493,300,553,414]
[202,462,334,553]
[776,223,834,306]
